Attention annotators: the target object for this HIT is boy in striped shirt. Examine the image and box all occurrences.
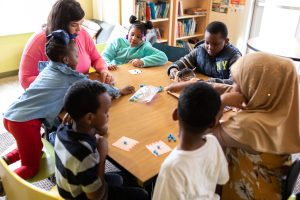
[55,80,148,200]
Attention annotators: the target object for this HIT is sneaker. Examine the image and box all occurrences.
[0,178,5,197]
[48,174,56,184]
[1,156,12,165]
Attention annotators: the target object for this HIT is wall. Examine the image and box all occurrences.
[0,0,93,75]
[209,0,255,54]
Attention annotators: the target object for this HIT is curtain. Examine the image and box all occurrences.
[93,0,135,27]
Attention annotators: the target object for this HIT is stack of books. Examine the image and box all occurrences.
[184,8,207,15]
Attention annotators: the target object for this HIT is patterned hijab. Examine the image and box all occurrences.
[222,52,300,154]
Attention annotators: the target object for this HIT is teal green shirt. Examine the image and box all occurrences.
[102,38,168,67]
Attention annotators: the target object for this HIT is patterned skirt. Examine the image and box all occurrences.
[221,148,291,200]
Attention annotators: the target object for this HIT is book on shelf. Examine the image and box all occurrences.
[177,18,197,38]
[184,8,207,15]
[149,2,156,20]
[136,1,146,21]
[136,0,170,21]
[146,2,151,21]
[176,40,193,52]
[154,28,162,39]
[178,0,183,16]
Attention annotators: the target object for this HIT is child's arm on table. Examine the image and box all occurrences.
[129,59,144,68]
[165,79,199,93]
[137,45,168,67]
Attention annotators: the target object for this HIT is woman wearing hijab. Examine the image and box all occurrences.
[212,52,300,199]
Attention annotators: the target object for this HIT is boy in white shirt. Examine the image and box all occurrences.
[153,82,229,200]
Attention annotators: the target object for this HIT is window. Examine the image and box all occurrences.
[93,0,134,27]
[0,0,56,36]
[250,0,300,38]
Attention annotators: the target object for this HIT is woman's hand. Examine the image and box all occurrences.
[129,59,144,67]
[100,70,114,85]
[108,64,118,71]
[221,92,246,109]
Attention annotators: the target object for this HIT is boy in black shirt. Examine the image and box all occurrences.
[168,21,241,85]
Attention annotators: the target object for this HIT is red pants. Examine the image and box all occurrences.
[3,118,43,179]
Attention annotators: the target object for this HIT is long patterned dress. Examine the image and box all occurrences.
[222,148,291,200]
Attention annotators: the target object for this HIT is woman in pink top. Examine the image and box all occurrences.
[19,0,113,89]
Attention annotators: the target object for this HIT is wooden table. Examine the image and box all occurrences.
[247,37,300,61]
[90,63,207,186]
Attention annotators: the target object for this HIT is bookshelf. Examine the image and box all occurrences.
[172,0,210,46]
[134,0,174,45]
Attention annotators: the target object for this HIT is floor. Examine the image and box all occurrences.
[0,75,299,199]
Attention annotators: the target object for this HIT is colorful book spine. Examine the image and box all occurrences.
[146,2,151,21]
[149,2,156,19]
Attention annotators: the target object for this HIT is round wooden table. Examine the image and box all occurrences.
[247,37,300,61]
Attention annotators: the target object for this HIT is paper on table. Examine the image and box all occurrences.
[146,140,172,156]
[128,69,142,75]
[112,136,139,151]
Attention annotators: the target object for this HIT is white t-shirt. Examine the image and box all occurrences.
[152,134,229,200]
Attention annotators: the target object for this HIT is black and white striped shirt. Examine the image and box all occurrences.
[55,125,106,200]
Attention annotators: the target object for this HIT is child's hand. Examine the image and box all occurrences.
[130,59,144,67]
[95,135,108,162]
[221,92,246,109]
[100,70,115,85]
[120,85,135,95]
[108,64,118,71]
[165,83,183,93]
[62,113,73,125]
[165,80,198,93]
[169,68,179,79]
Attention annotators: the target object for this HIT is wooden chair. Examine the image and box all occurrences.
[0,158,62,200]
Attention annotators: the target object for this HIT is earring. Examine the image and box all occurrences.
[126,34,128,39]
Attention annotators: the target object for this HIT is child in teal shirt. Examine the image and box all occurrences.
[102,15,168,69]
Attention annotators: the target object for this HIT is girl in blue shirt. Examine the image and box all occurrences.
[102,15,168,69]
[2,30,134,180]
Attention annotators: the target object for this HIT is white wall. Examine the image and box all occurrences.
[209,0,255,54]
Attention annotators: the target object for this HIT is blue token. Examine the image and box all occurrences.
[158,86,163,92]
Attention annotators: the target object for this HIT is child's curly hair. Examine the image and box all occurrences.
[129,15,153,36]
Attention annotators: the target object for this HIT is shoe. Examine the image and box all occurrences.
[48,174,56,184]
[1,156,12,165]
[0,178,5,197]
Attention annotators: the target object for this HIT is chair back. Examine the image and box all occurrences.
[152,43,190,62]
[27,138,55,182]
[0,158,62,200]
[283,158,300,200]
